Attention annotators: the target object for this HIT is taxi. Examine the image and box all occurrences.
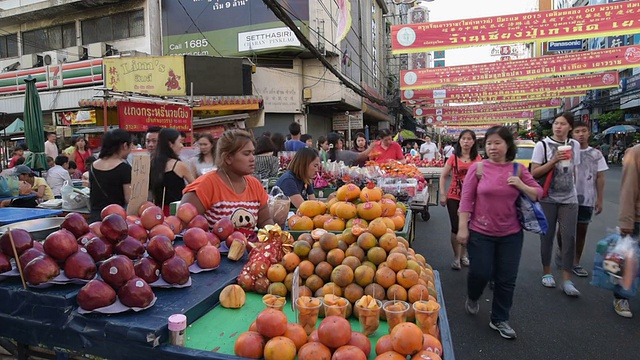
[514,140,536,170]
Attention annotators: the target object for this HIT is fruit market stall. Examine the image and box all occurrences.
[0,207,63,226]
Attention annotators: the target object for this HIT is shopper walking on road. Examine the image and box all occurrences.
[612,144,640,318]
[458,126,542,339]
[531,112,582,297]
[556,122,608,277]
[439,129,482,270]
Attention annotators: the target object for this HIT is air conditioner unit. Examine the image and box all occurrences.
[62,46,88,62]
[43,51,60,66]
[21,54,43,68]
[88,42,115,58]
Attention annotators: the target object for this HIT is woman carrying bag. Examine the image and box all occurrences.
[458,126,542,340]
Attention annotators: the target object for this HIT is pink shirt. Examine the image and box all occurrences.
[459,160,543,237]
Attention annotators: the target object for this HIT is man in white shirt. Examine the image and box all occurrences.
[419,135,439,161]
[443,142,455,162]
[44,132,59,159]
[46,155,73,198]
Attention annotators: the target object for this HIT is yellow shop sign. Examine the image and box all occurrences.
[104,56,186,96]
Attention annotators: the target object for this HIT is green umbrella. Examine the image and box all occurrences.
[23,76,48,171]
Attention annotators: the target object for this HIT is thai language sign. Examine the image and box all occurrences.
[410,92,585,106]
[117,101,192,132]
[421,111,535,124]
[392,1,640,53]
[104,57,186,96]
[414,100,559,117]
[401,46,639,89]
[402,72,617,101]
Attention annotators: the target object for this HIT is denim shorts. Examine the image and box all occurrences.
[577,206,593,224]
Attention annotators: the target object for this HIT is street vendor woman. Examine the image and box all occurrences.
[181,130,274,238]
[274,147,320,208]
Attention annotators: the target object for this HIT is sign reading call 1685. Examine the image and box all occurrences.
[168,38,211,56]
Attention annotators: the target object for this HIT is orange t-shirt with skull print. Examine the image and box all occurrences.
[183,170,268,236]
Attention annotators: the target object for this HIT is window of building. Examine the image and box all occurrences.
[22,23,76,54]
[0,33,18,58]
[81,9,144,45]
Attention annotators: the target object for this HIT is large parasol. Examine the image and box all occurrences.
[23,76,48,171]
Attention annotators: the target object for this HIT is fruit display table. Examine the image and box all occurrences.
[0,207,63,226]
[180,271,454,360]
[0,257,246,360]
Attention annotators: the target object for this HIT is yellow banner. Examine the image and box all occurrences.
[104,56,186,96]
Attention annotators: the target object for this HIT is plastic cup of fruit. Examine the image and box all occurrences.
[323,296,349,318]
[383,300,409,333]
[262,295,287,311]
[296,298,323,335]
[413,300,440,336]
[356,298,382,336]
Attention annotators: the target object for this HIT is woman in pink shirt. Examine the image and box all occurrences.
[458,126,542,340]
[439,130,482,270]
[369,129,405,164]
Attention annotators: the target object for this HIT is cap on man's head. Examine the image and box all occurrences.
[13,165,33,176]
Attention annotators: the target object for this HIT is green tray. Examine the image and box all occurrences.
[185,293,390,359]
[287,210,413,242]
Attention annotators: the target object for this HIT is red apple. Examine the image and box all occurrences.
[115,236,145,260]
[89,221,103,237]
[225,231,247,249]
[212,217,235,241]
[146,235,175,263]
[0,229,33,258]
[24,255,60,285]
[205,232,220,248]
[18,248,44,271]
[134,257,160,284]
[0,253,11,273]
[187,215,209,231]
[137,201,156,217]
[98,255,135,289]
[61,212,90,238]
[183,228,209,251]
[126,215,141,226]
[149,224,175,241]
[101,204,127,220]
[127,223,148,243]
[43,229,78,262]
[197,245,221,269]
[118,277,154,308]
[164,216,183,235]
[177,203,198,224]
[64,248,97,280]
[174,245,195,266]
[32,241,44,252]
[140,206,165,230]
[77,279,117,310]
[161,256,190,285]
[100,214,129,244]
[77,232,98,247]
[85,237,114,262]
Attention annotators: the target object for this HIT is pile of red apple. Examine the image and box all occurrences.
[404,154,445,168]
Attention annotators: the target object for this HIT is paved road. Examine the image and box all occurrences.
[412,166,640,360]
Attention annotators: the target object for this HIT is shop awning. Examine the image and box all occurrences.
[78,95,263,111]
[193,113,250,129]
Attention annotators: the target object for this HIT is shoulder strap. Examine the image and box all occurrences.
[171,160,179,171]
[476,161,483,180]
[513,162,522,178]
[541,141,548,164]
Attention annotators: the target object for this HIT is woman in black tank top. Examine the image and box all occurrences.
[150,129,195,216]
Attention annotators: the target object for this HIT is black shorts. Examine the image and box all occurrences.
[446,198,460,234]
[577,206,593,224]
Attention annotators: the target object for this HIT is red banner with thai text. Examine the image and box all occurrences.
[117,101,192,132]
[401,46,638,89]
[402,72,617,102]
[408,91,585,106]
[422,112,534,124]
[392,1,640,53]
[414,99,559,117]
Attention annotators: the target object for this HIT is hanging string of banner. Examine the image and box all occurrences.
[392,1,640,53]
[400,46,639,89]
[414,99,560,117]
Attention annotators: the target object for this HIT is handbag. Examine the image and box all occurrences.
[535,141,554,198]
[513,163,548,235]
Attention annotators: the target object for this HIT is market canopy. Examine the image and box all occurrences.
[23,76,48,171]
[1,118,24,135]
[602,125,640,135]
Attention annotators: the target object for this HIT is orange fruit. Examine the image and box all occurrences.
[341,255,361,271]
[263,336,296,360]
[298,260,315,279]
[368,218,388,238]
[267,264,287,283]
[336,183,361,202]
[305,274,325,293]
[314,261,333,282]
[386,284,408,301]
[308,247,327,265]
[357,202,383,221]
[375,334,394,355]
[375,267,397,289]
[331,264,355,287]
[360,186,383,202]
[408,284,429,303]
[282,253,301,272]
[256,308,288,338]
[367,246,388,265]
[323,217,346,231]
[327,248,346,267]
[319,232,339,251]
[288,215,314,231]
[298,200,327,218]
[298,342,332,360]
[380,198,397,217]
[397,269,419,289]
[387,253,408,272]
[283,323,308,351]
[390,322,423,356]
[343,283,365,304]
[375,351,407,360]
[354,265,375,287]
[335,202,358,220]
[357,232,378,251]
[313,214,333,229]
